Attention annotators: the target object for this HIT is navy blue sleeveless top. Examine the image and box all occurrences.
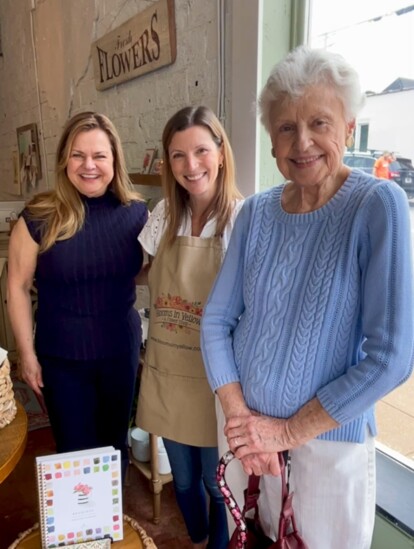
[22,191,148,360]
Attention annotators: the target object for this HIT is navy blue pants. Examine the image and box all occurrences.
[163,438,229,548]
[39,352,139,479]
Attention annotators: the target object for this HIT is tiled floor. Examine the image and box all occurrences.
[0,427,192,549]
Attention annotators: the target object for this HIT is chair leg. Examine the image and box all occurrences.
[149,433,162,524]
[151,486,161,524]
[124,460,132,487]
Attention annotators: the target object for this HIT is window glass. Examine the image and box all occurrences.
[359,124,369,151]
[309,0,414,464]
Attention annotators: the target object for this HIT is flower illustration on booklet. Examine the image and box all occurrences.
[74,482,93,505]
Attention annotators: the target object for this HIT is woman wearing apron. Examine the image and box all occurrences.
[136,106,243,549]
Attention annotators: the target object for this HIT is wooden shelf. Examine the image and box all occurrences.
[129,173,162,187]
[128,433,173,524]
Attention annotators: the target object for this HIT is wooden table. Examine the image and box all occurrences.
[8,516,156,548]
[0,399,28,483]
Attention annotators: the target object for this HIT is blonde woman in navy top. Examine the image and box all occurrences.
[7,112,148,476]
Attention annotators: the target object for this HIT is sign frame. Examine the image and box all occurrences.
[91,0,176,91]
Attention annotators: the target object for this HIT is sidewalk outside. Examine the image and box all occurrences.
[376,372,414,462]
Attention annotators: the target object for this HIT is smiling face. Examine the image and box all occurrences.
[168,125,224,205]
[269,85,354,191]
[66,129,114,197]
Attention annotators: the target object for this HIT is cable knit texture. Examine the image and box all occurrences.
[201,171,414,443]
[22,191,148,360]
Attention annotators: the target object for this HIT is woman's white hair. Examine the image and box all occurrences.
[258,45,365,133]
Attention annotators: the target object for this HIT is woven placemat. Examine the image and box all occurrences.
[0,357,17,429]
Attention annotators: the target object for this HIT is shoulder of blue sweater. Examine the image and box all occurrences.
[350,169,406,198]
[366,171,407,204]
[348,171,410,230]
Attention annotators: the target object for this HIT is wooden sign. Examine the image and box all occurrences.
[91,0,176,91]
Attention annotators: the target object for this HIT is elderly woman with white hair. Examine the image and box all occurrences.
[201,46,414,548]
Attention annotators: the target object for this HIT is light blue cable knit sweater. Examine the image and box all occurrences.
[201,170,414,443]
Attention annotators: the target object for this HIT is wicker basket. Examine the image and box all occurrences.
[0,356,17,429]
[124,514,157,548]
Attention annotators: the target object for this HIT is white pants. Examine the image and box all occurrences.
[216,398,376,549]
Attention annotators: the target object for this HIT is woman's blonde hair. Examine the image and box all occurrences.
[161,105,242,246]
[26,111,140,252]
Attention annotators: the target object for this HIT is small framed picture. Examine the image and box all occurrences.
[16,123,42,194]
[150,158,163,175]
[141,148,157,174]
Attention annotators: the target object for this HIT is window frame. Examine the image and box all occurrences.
[376,442,414,533]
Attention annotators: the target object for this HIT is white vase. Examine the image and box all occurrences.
[130,427,150,462]
[157,438,171,474]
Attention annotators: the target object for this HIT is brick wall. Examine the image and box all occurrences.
[0,0,221,200]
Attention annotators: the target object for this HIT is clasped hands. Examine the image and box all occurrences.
[224,412,290,476]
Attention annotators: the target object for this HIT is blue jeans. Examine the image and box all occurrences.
[163,438,229,548]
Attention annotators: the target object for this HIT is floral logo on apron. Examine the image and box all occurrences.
[154,293,203,334]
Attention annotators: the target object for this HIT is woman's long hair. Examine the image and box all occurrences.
[161,106,242,247]
[26,111,141,252]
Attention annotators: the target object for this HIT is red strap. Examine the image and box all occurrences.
[243,474,260,512]
[279,452,288,500]
[243,453,288,513]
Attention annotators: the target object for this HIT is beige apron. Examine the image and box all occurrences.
[136,235,222,447]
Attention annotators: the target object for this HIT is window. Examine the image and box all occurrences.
[309,0,414,535]
[358,123,369,152]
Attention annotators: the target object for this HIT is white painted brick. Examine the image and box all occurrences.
[0,0,221,199]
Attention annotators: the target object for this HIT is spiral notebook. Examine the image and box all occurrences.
[35,446,123,548]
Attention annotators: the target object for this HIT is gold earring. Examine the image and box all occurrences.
[219,163,223,169]
[346,135,354,149]
[271,148,276,158]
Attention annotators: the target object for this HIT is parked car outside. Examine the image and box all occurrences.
[343,152,376,174]
[343,152,414,196]
[389,156,414,196]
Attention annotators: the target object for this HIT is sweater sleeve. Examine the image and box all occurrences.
[317,182,414,424]
[201,199,251,391]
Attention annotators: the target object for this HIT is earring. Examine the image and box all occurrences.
[271,148,276,158]
[346,135,354,149]
[219,163,223,169]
